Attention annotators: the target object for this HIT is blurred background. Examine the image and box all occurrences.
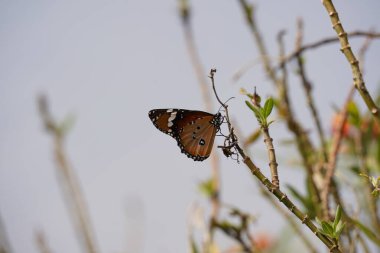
[1,1,379,253]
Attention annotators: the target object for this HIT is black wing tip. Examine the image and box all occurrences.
[148,109,155,116]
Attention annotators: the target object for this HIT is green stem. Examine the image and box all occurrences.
[235,144,341,252]
[262,127,280,189]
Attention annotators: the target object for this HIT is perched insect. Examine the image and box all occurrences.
[148,109,223,161]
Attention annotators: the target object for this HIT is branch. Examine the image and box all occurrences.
[237,0,277,82]
[321,87,355,219]
[295,18,328,162]
[260,188,318,253]
[321,0,380,120]
[37,95,99,253]
[235,31,380,82]
[240,150,341,252]
[262,127,280,189]
[276,31,322,211]
[210,70,341,253]
[277,31,380,68]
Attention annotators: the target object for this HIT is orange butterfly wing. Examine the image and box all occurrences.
[176,115,219,161]
[149,109,221,161]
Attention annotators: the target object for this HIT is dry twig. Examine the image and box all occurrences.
[277,31,380,69]
[38,95,99,253]
[321,87,355,219]
[295,18,328,162]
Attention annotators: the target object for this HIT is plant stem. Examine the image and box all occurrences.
[321,87,355,220]
[262,127,280,189]
[295,18,328,162]
[277,32,322,212]
[321,0,380,120]
[260,188,318,253]
[236,145,341,253]
[38,96,99,253]
[278,31,380,68]
[237,0,277,81]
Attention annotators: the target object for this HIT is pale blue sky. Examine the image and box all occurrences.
[1,1,379,253]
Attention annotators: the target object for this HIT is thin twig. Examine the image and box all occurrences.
[358,32,374,76]
[357,232,371,253]
[38,95,99,253]
[237,0,277,82]
[321,0,380,120]
[234,31,380,81]
[277,31,380,69]
[321,87,355,219]
[295,18,328,162]
[277,31,322,212]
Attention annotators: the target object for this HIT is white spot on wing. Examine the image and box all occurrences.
[167,111,177,127]
[168,111,177,122]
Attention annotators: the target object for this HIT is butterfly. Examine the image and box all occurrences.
[148,109,223,161]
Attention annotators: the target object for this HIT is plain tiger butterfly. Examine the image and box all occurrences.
[148,109,223,161]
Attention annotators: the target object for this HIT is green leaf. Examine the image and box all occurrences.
[263,97,274,118]
[352,219,380,246]
[347,101,361,127]
[198,179,214,198]
[245,101,264,125]
[333,205,342,229]
[335,221,345,238]
[245,100,256,112]
[321,221,334,236]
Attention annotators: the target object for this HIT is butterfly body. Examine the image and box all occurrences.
[149,109,222,161]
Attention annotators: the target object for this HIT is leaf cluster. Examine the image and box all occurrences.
[316,206,345,240]
[245,97,274,128]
